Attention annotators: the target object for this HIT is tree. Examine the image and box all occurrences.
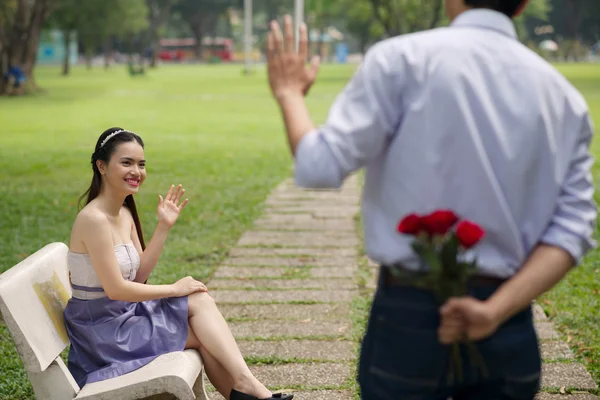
[146,0,180,67]
[0,0,56,94]
[514,0,551,42]
[548,0,599,44]
[306,0,336,57]
[174,0,232,59]
[67,0,148,69]
[334,0,382,53]
[46,0,83,75]
[367,0,446,37]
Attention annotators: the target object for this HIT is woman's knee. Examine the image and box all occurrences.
[189,291,216,311]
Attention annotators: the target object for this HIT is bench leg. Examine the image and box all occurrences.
[193,370,210,400]
[27,358,80,400]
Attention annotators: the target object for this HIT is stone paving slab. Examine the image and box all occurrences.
[366,267,380,289]
[237,340,355,361]
[211,289,354,303]
[536,321,561,340]
[228,247,358,257]
[218,303,351,321]
[206,390,354,400]
[269,190,361,199]
[271,187,361,197]
[541,341,574,360]
[249,363,353,387]
[273,175,358,190]
[242,231,357,239]
[275,390,353,400]
[266,204,359,211]
[311,267,357,278]
[536,394,600,400]
[213,266,356,279]
[209,278,357,290]
[309,209,360,218]
[256,213,349,223]
[254,221,356,232]
[534,304,549,321]
[238,233,359,247]
[266,197,359,205]
[230,320,351,338]
[223,256,357,267]
[264,210,359,219]
[273,181,360,192]
[542,363,598,389]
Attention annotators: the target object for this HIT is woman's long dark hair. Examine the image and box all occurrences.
[78,127,147,250]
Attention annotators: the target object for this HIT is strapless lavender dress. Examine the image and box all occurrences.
[63,242,188,387]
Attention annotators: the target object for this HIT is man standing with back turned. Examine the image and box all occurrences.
[265,0,596,398]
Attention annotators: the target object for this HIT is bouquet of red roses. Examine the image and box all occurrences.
[394,209,487,383]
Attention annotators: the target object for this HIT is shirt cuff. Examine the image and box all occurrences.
[539,222,596,265]
[294,130,343,189]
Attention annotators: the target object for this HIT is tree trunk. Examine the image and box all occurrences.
[370,0,399,37]
[266,0,278,23]
[150,40,158,67]
[564,0,585,40]
[146,0,172,68]
[0,48,7,95]
[192,25,203,60]
[21,0,50,92]
[104,37,113,69]
[2,0,52,94]
[62,30,71,76]
[359,36,368,54]
[429,0,444,29]
[127,37,134,65]
[86,50,93,69]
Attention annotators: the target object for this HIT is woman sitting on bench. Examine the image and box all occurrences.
[64,127,293,400]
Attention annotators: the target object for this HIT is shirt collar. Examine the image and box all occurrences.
[451,9,517,39]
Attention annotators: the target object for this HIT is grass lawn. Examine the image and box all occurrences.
[0,62,598,398]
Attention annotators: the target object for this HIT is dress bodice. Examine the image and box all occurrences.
[68,242,140,299]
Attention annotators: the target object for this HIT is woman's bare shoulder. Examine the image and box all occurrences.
[70,204,110,251]
[75,204,109,226]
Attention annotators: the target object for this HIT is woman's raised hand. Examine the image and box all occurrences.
[157,184,189,228]
[171,276,208,297]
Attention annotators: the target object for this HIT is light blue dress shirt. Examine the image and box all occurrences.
[294,9,597,278]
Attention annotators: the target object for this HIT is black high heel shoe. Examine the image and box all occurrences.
[230,388,293,400]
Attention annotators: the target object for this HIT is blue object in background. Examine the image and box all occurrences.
[335,43,348,64]
[37,30,78,65]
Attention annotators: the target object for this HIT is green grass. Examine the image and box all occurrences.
[0,62,599,399]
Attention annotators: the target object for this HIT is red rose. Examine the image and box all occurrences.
[397,214,423,235]
[420,210,459,235]
[456,220,486,249]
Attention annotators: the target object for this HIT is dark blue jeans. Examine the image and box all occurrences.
[358,270,541,400]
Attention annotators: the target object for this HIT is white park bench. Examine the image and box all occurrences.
[0,242,209,400]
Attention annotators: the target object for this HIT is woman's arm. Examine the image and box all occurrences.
[132,184,189,283]
[133,221,170,283]
[81,211,204,302]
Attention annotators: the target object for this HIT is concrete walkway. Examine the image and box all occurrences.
[206,175,361,399]
[205,175,599,400]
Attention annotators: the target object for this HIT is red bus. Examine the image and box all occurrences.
[158,37,233,62]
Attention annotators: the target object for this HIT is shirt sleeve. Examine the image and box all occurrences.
[294,43,405,189]
[540,113,597,264]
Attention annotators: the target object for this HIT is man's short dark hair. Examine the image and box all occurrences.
[464,0,524,17]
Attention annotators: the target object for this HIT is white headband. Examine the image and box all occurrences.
[100,129,131,148]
